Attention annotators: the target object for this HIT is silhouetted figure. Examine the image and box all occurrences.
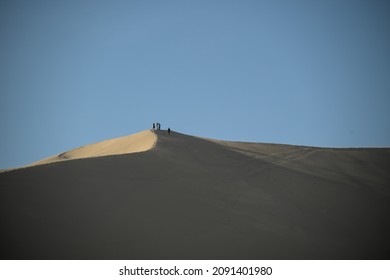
[168,128,171,135]
[152,123,155,130]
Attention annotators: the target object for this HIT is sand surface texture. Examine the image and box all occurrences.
[31,130,157,166]
[1,130,389,259]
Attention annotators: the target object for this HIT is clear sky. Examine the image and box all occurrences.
[1,0,390,169]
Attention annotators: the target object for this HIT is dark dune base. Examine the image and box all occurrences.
[1,131,390,259]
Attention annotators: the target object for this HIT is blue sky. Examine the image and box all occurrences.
[1,0,390,169]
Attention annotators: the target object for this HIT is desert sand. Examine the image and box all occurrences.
[1,130,389,259]
[30,130,157,166]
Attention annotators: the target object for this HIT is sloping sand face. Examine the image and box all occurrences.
[1,130,389,259]
[30,130,157,166]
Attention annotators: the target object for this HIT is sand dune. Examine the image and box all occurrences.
[1,130,389,259]
[30,130,157,166]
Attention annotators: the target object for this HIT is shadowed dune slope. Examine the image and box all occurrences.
[1,130,390,259]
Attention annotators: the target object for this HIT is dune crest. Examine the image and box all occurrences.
[31,130,157,166]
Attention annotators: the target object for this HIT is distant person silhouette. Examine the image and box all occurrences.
[168,128,171,135]
[152,123,155,130]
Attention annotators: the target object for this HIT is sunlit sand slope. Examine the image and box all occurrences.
[31,130,157,166]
